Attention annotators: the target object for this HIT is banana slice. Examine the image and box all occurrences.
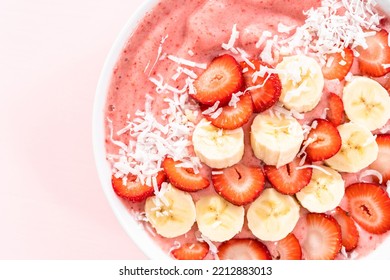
[247,188,300,242]
[276,55,324,113]
[145,184,196,238]
[196,194,244,242]
[325,122,379,173]
[192,119,244,169]
[343,76,390,131]
[296,166,345,213]
[251,112,304,168]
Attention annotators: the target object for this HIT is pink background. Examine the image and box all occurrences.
[0,0,147,259]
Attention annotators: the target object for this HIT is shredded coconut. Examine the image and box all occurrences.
[222,24,240,53]
[296,165,332,175]
[359,169,383,184]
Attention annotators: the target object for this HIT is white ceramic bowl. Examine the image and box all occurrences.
[93,0,390,260]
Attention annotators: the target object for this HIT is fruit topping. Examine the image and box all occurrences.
[162,157,209,192]
[345,183,390,234]
[217,238,272,260]
[212,163,265,206]
[305,119,342,162]
[331,207,359,252]
[193,54,243,106]
[264,157,312,195]
[321,48,354,81]
[171,242,209,260]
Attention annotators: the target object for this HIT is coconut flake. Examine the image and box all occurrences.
[228,91,245,108]
[359,169,383,184]
[256,30,272,49]
[222,24,240,53]
[260,40,274,64]
[278,22,297,33]
[168,54,207,69]
[296,165,332,175]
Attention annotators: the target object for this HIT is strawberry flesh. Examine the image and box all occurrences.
[162,157,209,192]
[345,183,390,234]
[331,207,359,252]
[368,134,390,183]
[212,164,265,206]
[327,93,345,126]
[268,233,302,260]
[111,171,166,202]
[306,119,342,162]
[321,48,354,80]
[264,157,312,195]
[218,238,272,260]
[356,29,390,77]
[171,242,209,260]
[301,213,342,260]
[203,93,254,130]
[241,60,282,113]
[193,54,243,106]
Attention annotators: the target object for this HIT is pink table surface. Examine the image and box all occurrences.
[0,0,147,259]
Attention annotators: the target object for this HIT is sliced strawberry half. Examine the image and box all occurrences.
[218,238,272,260]
[369,134,390,183]
[171,242,209,260]
[356,29,390,77]
[203,93,254,130]
[321,48,354,80]
[268,233,302,260]
[111,171,166,202]
[305,119,342,162]
[162,157,209,192]
[241,60,282,113]
[331,207,359,252]
[193,54,243,106]
[327,92,345,126]
[212,163,265,206]
[345,183,390,234]
[264,157,312,195]
[301,213,342,260]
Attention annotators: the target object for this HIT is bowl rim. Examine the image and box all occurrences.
[92,0,390,260]
[92,0,169,260]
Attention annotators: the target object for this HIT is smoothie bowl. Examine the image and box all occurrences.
[93,0,390,260]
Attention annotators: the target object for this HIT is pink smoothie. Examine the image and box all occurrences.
[103,0,390,260]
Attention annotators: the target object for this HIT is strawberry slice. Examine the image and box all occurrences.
[301,213,342,260]
[356,29,390,77]
[217,238,272,260]
[267,233,302,260]
[264,157,312,195]
[171,242,209,260]
[203,93,254,130]
[369,134,390,183]
[305,119,342,162]
[321,48,354,80]
[193,54,243,106]
[162,157,209,192]
[241,60,282,112]
[111,171,166,202]
[327,93,345,126]
[345,183,390,234]
[212,163,265,206]
[331,207,359,252]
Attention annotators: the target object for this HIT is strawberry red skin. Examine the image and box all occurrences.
[162,158,209,192]
[203,93,254,130]
[112,171,166,202]
[356,29,390,77]
[332,207,359,252]
[327,93,345,126]
[218,238,272,260]
[269,233,302,260]
[212,164,265,206]
[302,213,342,260]
[264,157,312,195]
[345,183,390,234]
[322,48,354,80]
[171,242,209,260]
[369,134,390,183]
[306,119,342,162]
[193,54,243,106]
[241,60,282,113]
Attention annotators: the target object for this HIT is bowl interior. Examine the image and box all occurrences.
[93,0,390,260]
